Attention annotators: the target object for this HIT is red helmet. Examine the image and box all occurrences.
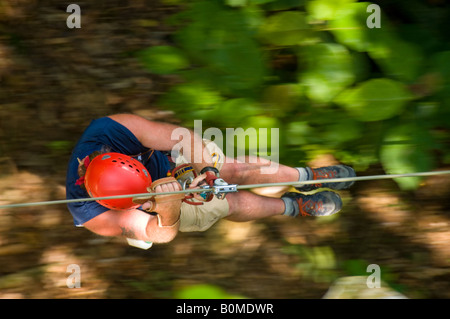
[84,152,152,210]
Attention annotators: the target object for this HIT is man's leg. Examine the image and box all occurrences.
[198,139,355,192]
[179,185,342,232]
[179,142,353,228]
[219,155,299,185]
[225,191,285,222]
[179,190,286,232]
[219,155,356,196]
[219,156,298,197]
[225,189,342,222]
[220,155,345,221]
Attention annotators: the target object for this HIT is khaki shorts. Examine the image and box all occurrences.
[175,139,230,232]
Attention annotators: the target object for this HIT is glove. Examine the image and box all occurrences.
[132,177,185,212]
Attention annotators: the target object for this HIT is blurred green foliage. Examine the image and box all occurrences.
[175,283,246,299]
[283,244,338,283]
[138,0,450,190]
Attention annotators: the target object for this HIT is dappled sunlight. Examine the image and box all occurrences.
[0,171,51,206]
[206,220,266,258]
[414,215,450,266]
[0,43,13,78]
[40,245,109,298]
[357,187,412,228]
[0,1,37,20]
[0,0,449,300]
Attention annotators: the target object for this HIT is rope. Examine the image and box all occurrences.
[0,170,449,209]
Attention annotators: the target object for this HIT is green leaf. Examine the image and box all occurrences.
[215,98,261,126]
[159,82,224,122]
[430,51,450,93]
[175,284,245,299]
[259,11,315,46]
[322,118,362,144]
[343,259,370,276]
[300,43,357,102]
[207,37,266,92]
[286,121,313,145]
[335,78,414,122]
[262,84,302,113]
[174,1,266,94]
[306,0,357,21]
[137,46,189,75]
[367,33,423,82]
[328,2,422,81]
[380,124,435,190]
[246,115,281,148]
[226,0,248,6]
[328,2,371,52]
[226,115,281,157]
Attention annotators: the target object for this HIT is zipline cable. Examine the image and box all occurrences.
[0,170,449,209]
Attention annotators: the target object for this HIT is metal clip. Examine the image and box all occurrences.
[198,184,237,200]
[212,184,238,199]
[183,177,237,201]
[204,179,238,200]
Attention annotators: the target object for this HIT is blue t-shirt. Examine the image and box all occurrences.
[66,117,171,226]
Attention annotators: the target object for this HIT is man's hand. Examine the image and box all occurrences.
[189,172,208,188]
[188,170,230,201]
[154,179,182,195]
[187,173,208,201]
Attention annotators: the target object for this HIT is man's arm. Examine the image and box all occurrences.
[83,206,180,244]
[108,113,213,174]
[83,180,182,244]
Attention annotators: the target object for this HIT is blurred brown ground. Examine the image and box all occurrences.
[0,0,449,299]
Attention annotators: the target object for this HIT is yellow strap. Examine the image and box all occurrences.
[211,152,220,168]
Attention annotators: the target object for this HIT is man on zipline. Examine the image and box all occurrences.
[66,114,355,245]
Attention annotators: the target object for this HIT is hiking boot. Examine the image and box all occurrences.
[296,165,356,192]
[282,191,343,217]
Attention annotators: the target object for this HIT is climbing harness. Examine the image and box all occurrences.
[0,169,449,209]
